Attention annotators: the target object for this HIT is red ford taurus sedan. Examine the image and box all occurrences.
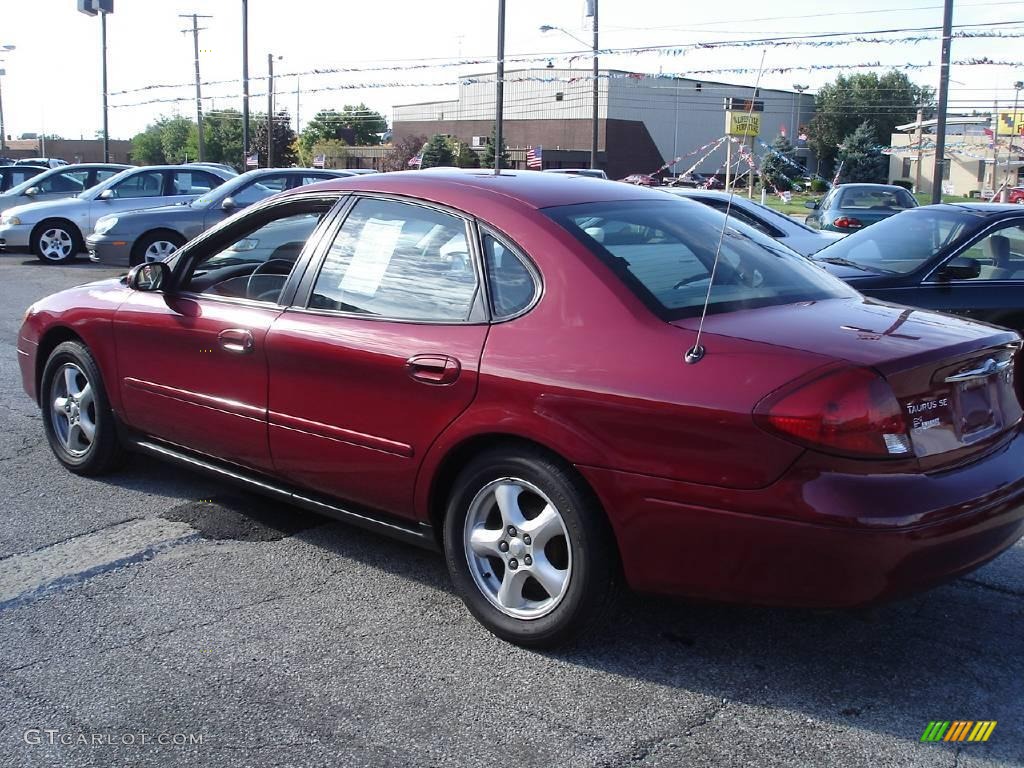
[18,170,1024,647]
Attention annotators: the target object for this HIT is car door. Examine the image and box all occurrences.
[265,196,489,518]
[88,169,169,231]
[871,219,1024,327]
[113,194,341,471]
[168,169,226,207]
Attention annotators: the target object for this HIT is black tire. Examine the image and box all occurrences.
[130,230,185,267]
[443,446,618,648]
[40,341,124,475]
[32,219,84,264]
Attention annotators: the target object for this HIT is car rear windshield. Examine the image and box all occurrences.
[837,187,917,210]
[814,207,977,274]
[544,199,855,320]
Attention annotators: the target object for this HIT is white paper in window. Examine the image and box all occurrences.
[340,218,403,297]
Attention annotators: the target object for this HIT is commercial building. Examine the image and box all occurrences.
[0,137,133,164]
[887,115,1023,198]
[392,68,816,180]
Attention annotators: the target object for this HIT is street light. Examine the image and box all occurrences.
[540,6,600,170]
[0,44,15,154]
[267,53,282,167]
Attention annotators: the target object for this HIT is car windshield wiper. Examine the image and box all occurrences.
[816,256,896,274]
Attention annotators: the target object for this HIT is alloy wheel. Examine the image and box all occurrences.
[49,363,96,457]
[39,228,74,261]
[463,478,572,620]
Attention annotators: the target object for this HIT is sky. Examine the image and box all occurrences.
[1,0,1022,141]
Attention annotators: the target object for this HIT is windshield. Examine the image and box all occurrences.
[814,207,976,275]
[544,199,856,320]
[190,175,282,208]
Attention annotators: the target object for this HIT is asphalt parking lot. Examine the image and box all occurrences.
[0,253,1021,768]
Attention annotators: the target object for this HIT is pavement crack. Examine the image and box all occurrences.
[961,577,1024,598]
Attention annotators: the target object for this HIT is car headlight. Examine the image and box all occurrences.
[1,215,21,226]
[93,216,119,235]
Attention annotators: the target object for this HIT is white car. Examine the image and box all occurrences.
[0,163,131,217]
[663,188,843,257]
[0,164,235,263]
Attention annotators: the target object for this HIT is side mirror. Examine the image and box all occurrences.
[126,261,170,292]
[220,196,237,211]
[24,186,40,197]
[98,189,113,200]
[804,199,819,210]
[939,256,981,281]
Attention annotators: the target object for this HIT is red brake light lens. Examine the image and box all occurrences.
[832,216,864,229]
[754,366,913,459]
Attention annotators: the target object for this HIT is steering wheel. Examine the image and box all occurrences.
[245,258,294,302]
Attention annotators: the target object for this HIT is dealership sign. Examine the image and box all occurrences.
[726,112,761,137]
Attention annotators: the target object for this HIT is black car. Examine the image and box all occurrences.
[813,203,1024,331]
[0,164,45,192]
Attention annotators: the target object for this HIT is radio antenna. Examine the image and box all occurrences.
[685,49,768,365]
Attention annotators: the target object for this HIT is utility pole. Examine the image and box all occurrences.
[590,0,599,169]
[931,0,953,204]
[1002,82,1023,202]
[101,11,109,161]
[295,74,301,134]
[241,0,250,166]
[494,0,505,175]
[914,108,924,194]
[180,13,212,162]
[267,53,275,167]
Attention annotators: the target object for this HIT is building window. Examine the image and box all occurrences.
[696,82,702,93]
[555,92,564,102]
[901,158,912,178]
[978,161,987,182]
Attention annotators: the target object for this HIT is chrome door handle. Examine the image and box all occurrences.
[218,328,255,355]
[944,358,1011,383]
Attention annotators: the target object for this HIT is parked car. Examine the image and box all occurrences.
[19,170,1024,647]
[187,162,239,175]
[88,167,350,266]
[667,172,723,189]
[544,168,609,180]
[15,157,68,168]
[1007,186,1024,205]
[0,164,234,263]
[0,164,46,192]
[340,168,378,175]
[805,183,918,232]
[813,202,1024,331]
[664,188,842,256]
[620,173,658,187]
[0,163,131,218]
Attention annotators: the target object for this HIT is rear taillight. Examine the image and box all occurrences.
[833,216,863,229]
[754,366,913,459]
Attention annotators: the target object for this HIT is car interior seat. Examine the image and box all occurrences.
[981,235,1011,280]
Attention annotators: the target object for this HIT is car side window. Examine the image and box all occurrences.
[171,170,221,196]
[180,203,332,303]
[482,233,538,319]
[698,199,777,237]
[956,223,1024,280]
[94,169,120,185]
[109,171,164,199]
[37,170,89,194]
[309,198,478,322]
[232,175,289,206]
[301,174,332,186]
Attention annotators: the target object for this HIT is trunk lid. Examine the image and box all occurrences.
[673,297,1023,462]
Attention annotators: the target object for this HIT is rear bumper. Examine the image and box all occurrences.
[580,431,1024,607]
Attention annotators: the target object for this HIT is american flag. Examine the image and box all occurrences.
[407,152,423,168]
[526,145,543,169]
[245,152,258,168]
[312,154,326,168]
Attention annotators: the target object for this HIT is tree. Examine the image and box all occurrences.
[483,126,511,170]
[159,116,195,163]
[339,103,387,145]
[451,139,480,168]
[808,71,933,173]
[420,134,456,168]
[251,110,298,168]
[131,122,167,165]
[760,133,796,191]
[382,134,427,172]
[836,121,889,184]
[187,109,246,171]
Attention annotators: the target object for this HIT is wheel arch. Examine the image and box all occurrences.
[420,430,616,554]
[131,228,186,265]
[31,217,84,256]
[35,326,86,406]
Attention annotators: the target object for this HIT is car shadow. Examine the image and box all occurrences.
[98,454,1024,755]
